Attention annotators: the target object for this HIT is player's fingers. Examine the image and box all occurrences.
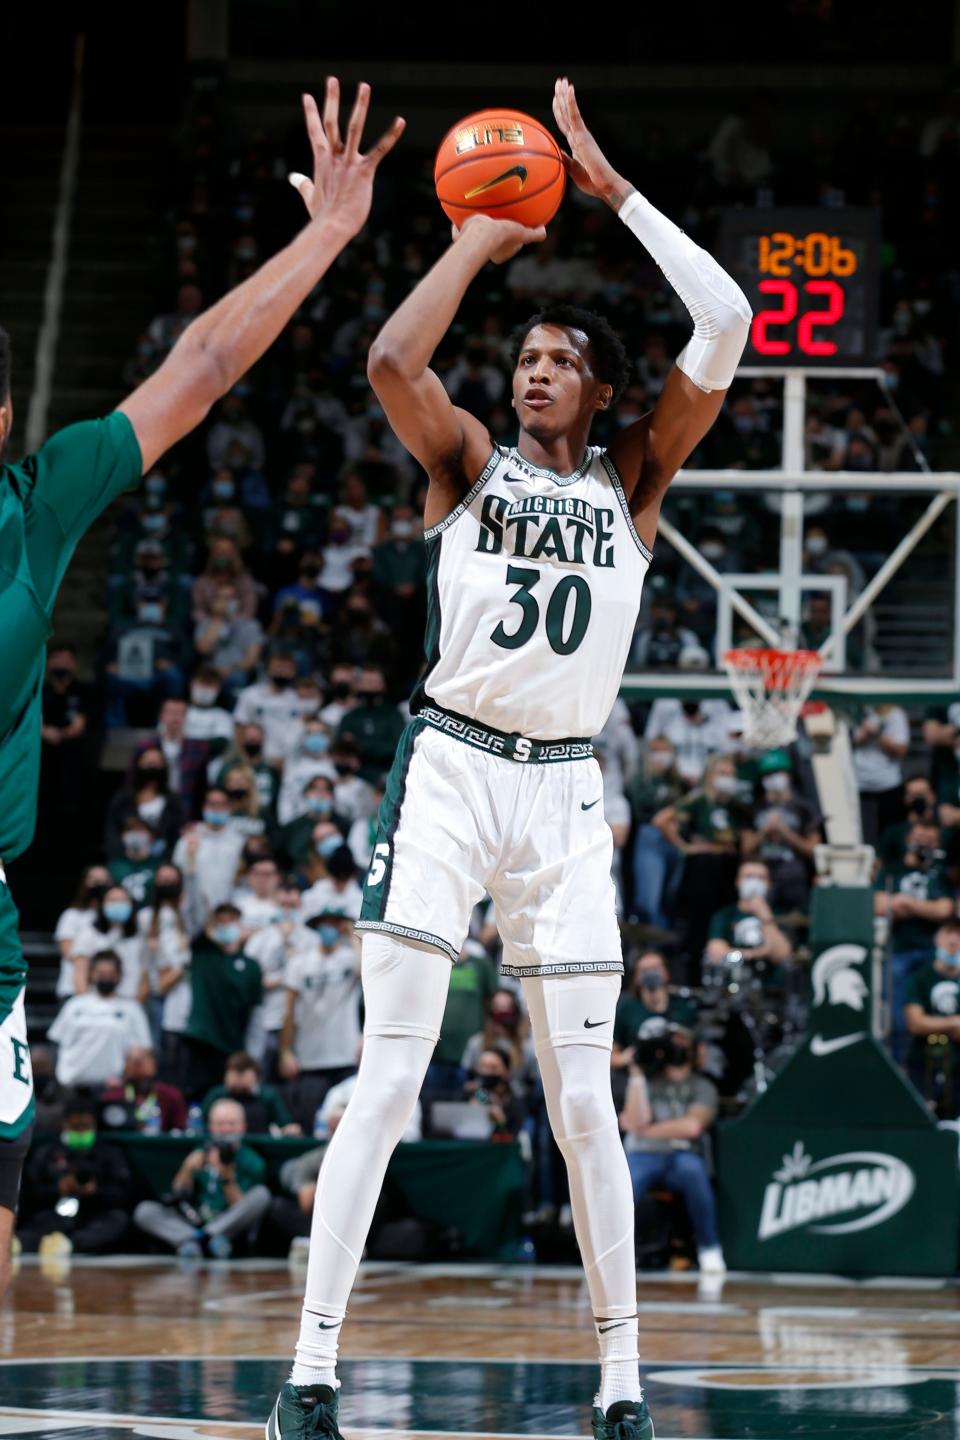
[365,115,406,166]
[302,93,328,153]
[288,172,315,208]
[345,81,370,156]
[323,75,342,151]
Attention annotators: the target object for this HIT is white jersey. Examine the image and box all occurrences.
[415,444,650,740]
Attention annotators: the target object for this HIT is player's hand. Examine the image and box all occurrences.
[452,214,546,266]
[552,76,626,206]
[288,79,405,240]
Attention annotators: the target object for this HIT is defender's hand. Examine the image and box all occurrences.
[552,76,625,205]
[289,79,405,239]
[452,214,546,266]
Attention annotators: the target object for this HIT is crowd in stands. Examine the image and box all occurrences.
[18,74,960,1267]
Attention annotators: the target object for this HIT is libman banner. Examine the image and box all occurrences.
[716,885,960,1275]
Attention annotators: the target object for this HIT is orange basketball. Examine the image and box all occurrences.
[434,108,566,230]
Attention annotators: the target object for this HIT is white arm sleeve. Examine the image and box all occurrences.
[619,190,752,393]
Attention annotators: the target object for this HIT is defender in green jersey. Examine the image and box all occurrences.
[0,79,403,1292]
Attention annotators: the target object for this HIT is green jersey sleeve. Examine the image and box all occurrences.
[19,411,142,611]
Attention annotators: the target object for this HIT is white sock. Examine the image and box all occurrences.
[290,1302,344,1388]
[595,1313,642,1412]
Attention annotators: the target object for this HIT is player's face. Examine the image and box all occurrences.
[512,325,611,441]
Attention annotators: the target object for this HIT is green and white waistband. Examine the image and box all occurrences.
[416,703,594,764]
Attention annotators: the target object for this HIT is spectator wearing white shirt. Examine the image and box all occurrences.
[54,866,111,1000]
[232,853,282,936]
[232,652,305,765]
[318,664,358,732]
[49,952,152,1087]
[279,911,362,1128]
[319,1063,422,1141]
[594,696,640,800]
[185,665,236,753]
[277,718,338,826]
[245,882,317,1078]
[173,787,246,924]
[852,704,911,846]
[644,697,736,786]
[70,886,147,1003]
[332,470,386,550]
[317,517,368,599]
[137,864,195,1080]
[328,735,377,822]
[301,843,363,923]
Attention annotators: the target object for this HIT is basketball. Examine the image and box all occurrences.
[434,108,565,229]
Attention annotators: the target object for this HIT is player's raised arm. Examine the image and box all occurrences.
[367,215,544,526]
[552,77,751,545]
[120,80,404,474]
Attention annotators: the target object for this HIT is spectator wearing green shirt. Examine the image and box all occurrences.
[904,919,960,1116]
[612,951,699,1071]
[875,821,955,1062]
[202,1051,300,1134]
[655,754,750,970]
[107,815,161,907]
[878,777,940,867]
[705,860,792,978]
[372,504,427,685]
[427,941,498,1096]
[182,904,264,1101]
[335,664,405,780]
[133,1097,271,1258]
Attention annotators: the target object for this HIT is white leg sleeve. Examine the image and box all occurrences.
[619,189,752,393]
[294,934,450,1378]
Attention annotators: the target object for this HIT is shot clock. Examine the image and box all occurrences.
[718,208,880,367]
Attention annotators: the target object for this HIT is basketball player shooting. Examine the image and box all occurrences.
[0,80,402,1295]
[274,79,751,1440]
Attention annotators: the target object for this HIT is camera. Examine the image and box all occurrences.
[211,1140,237,1167]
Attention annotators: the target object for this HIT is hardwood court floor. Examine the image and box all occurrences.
[2,1258,959,1437]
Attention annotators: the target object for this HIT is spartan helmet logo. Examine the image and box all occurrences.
[930,980,960,1016]
[812,944,868,1011]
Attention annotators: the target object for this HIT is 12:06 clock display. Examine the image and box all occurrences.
[718,207,880,367]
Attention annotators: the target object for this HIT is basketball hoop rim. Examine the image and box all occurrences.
[723,647,822,686]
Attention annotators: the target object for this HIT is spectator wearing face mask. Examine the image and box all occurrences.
[904,919,960,1116]
[278,778,343,869]
[181,904,264,1101]
[261,468,328,583]
[705,861,792,978]
[932,721,960,846]
[214,764,270,840]
[103,588,189,728]
[428,940,498,1097]
[628,740,687,930]
[53,867,112,1001]
[619,1025,725,1274]
[644,696,736,786]
[48,952,152,1085]
[799,593,865,671]
[109,536,189,629]
[134,1096,270,1259]
[347,777,385,874]
[106,816,161,907]
[741,751,822,911]
[461,989,538,1098]
[30,1044,68,1137]
[273,551,329,624]
[875,821,954,1062]
[136,698,210,823]
[317,514,368,600]
[878,777,945,867]
[655,755,750,967]
[628,587,699,671]
[852,703,912,845]
[232,652,305,765]
[244,881,315,1076]
[594,696,640,800]
[461,1045,526,1140]
[922,702,960,796]
[100,1046,188,1134]
[276,719,337,826]
[136,863,194,1054]
[192,537,258,623]
[216,724,279,822]
[201,1052,299,1134]
[70,888,148,1001]
[18,1095,135,1257]
[335,665,404,779]
[185,665,235,755]
[201,470,255,555]
[372,505,426,677]
[279,912,361,1125]
[612,952,699,1070]
[331,591,392,672]
[319,664,358,731]
[206,391,266,472]
[333,470,387,549]
[300,843,362,923]
[41,643,90,758]
[173,787,246,918]
[195,580,264,693]
[328,735,377,822]
[104,746,183,862]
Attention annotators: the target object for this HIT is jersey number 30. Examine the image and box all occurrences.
[491,564,592,656]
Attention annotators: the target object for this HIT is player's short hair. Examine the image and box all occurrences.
[510,305,631,404]
[0,326,10,401]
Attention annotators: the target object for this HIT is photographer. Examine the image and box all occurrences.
[462,1045,526,1140]
[875,821,954,1061]
[133,1097,270,1258]
[18,1095,134,1256]
[618,1025,725,1274]
[612,951,699,1071]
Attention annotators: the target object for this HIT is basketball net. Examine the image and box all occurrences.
[723,647,822,751]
